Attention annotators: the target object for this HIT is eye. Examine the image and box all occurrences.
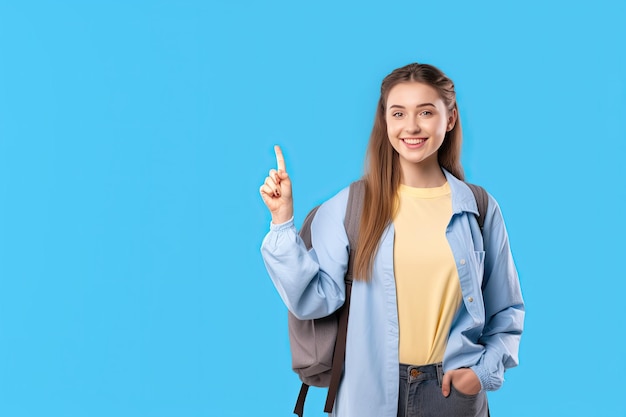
[419,110,433,117]
[391,111,404,118]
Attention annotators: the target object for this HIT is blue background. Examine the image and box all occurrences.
[1,1,624,416]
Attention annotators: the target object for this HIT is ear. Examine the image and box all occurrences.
[446,107,458,132]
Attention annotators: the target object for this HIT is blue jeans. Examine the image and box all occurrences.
[398,363,489,417]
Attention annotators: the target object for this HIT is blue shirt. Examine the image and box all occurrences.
[261,170,524,417]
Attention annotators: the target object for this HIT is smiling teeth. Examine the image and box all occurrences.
[404,139,425,144]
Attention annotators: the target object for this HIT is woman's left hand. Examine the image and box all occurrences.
[441,368,481,397]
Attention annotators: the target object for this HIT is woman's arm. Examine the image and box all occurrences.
[260,201,349,320]
[471,194,525,391]
[259,146,350,320]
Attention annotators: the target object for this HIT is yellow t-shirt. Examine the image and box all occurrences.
[393,182,462,365]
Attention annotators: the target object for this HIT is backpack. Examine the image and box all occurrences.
[288,180,488,417]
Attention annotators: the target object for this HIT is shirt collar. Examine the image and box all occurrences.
[443,169,479,216]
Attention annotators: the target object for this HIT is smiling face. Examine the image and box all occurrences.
[385,82,457,180]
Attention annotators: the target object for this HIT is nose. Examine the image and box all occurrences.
[403,115,421,133]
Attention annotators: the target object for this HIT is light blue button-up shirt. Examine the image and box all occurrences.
[261,170,524,417]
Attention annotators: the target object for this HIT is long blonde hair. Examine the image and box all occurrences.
[354,63,463,281]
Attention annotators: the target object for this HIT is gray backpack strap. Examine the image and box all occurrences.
[344,180,365,279]
[465,182,488,231]
[292,180,365,417]
[323,179,365,414]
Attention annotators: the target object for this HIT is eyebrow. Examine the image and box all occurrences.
[388,103,436,110]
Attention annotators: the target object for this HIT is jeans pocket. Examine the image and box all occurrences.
[450,383,480,400]
[445,385,486,417]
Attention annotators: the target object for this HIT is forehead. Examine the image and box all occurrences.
[386,82,443,107]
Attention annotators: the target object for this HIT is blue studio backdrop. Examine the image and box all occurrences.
[1,1,624,416]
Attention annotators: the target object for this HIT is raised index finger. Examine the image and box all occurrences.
[274,145,286,172]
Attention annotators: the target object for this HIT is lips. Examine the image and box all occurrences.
[402,138,426,145]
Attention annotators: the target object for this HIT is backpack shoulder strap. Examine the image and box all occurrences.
[343,179,365,280]
[294,180,365,417]
[323,179,365,414]
[464,182,488,231]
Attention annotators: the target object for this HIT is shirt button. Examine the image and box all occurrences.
[460,259,466,265]
[467,297,474,303]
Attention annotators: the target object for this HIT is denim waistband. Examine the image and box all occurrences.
[399,363,444,384]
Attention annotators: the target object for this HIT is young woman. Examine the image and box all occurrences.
[260,63,524,417]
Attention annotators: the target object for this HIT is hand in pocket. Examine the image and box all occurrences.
[442,368,481,397]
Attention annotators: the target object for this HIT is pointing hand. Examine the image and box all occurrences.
[259,145,294,224]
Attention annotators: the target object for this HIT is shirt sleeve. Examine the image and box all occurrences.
[470,194,525,391]
[260,187,351,320]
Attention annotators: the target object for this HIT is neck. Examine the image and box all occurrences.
[399,159,446,188]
